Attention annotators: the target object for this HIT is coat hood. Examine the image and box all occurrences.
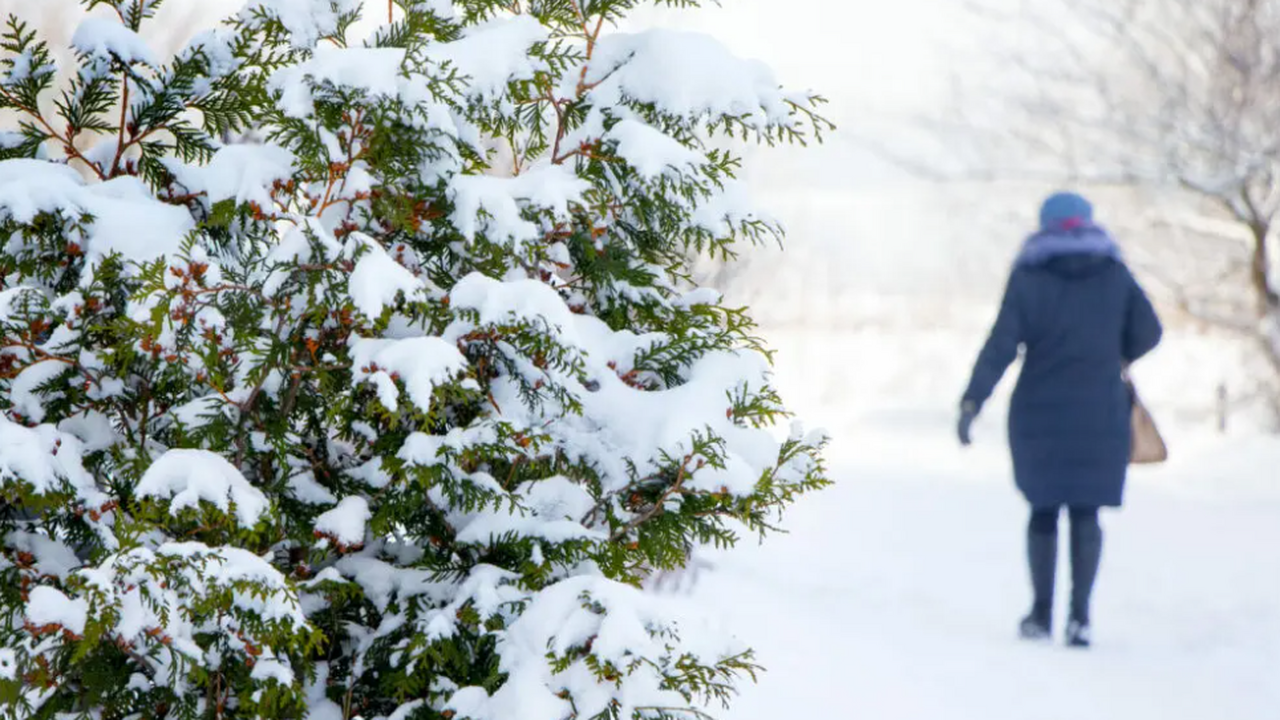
[1017,224,1121,271]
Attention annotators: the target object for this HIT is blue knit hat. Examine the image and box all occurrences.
[1038,191,1094,231]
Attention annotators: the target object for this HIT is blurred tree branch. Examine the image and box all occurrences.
[895,0,1280,391]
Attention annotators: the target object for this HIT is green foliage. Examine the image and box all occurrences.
[0,1,831,719]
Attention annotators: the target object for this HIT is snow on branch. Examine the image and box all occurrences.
[238,0,363,50]
[163,145,298,208]
[71,17,158,67]
[314,495,371,549]
[350,336,469,413]
[448,164,590,247]
[0,160,193,265]
[269,46,410,118]
[426,15,549,102]
[135,449,269,527]
[0,417,107,509]
[586,29,799,129]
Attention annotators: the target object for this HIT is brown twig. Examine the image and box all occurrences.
[547,6,607,166]
[109,73,130,177]
[0,86,106,180]
[607,454,693,542]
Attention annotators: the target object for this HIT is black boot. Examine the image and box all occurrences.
[1021,509,1058,641]
[1065,618,1091,648]
[1067,507,1103,648]
[1020,612,1052,640]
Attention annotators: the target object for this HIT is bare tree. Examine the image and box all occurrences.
[909,0,1280,387]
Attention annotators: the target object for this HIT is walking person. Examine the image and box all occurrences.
[957,192,1163,648]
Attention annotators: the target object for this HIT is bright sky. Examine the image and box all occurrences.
[635,0,955,117]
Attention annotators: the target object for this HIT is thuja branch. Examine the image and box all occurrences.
[608,452,699,542]
[0,84,106,179]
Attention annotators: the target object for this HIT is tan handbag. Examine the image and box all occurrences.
[1126,377,1168,465]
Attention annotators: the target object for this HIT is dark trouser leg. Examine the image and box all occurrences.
[1027,507,1059,623]
[1068,506,1102,623]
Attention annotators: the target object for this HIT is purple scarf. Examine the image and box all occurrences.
[1017,224,1121,267]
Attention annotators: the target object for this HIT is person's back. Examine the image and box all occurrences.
[1007,252,1159,503]
[1017,256,1133,396]
[956,192,1162,648]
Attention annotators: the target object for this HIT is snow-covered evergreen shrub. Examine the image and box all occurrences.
[0,1,831,718]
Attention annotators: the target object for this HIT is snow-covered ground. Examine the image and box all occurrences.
[681,324,1280,720]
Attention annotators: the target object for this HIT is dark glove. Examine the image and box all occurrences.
[957,400,978,447]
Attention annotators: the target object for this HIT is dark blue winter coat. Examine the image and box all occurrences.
[962,232,1163,509]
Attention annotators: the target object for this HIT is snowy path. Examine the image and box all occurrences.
[692,441,1280,720]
